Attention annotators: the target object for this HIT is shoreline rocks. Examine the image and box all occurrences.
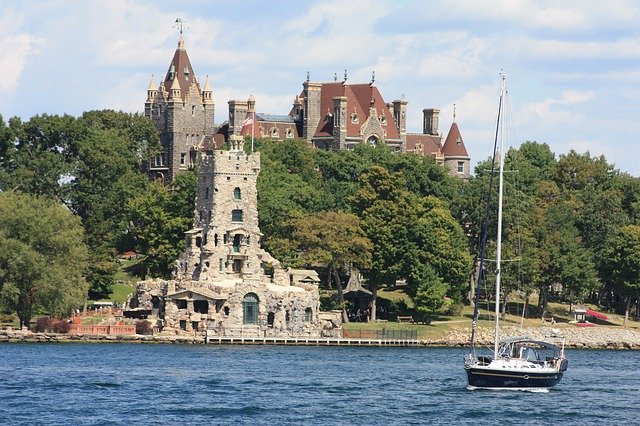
[437,325,640,349]
[1,325,639,349]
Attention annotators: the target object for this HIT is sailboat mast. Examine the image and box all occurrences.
[494,73,507,359]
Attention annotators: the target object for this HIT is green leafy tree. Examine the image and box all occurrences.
[125,170,196,278]
[0,114,82,199]
[257,140,323,260]
[290,211,372,322]
[0,192,88,327]
[604,225,640,328]
[405,196,472,302]
[351,166,408,320]
[534,198,599,316]
[412,264,449,317]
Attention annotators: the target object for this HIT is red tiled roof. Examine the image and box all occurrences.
[442,122,469,157]
[405,133,442,156]
[300,82,400,140]
[163,38,199,101]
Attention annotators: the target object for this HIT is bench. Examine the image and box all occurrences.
[397,316,413,323]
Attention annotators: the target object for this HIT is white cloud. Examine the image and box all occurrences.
[518,90,594,128]
[0,34,44,92]
[515,37,640,61]
[0,8,44,92]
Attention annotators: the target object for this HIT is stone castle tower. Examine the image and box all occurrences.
[144,36,215,182]
[177,135,285,284]
[128,135,340,337]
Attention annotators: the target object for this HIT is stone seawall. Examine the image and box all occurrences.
[429,325,640,349]
[0,330,205,344]
[2,325,639,348]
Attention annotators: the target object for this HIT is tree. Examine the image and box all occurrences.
[351,166,408,320]
[0,192,88,327]
[125,170,196,278]
[604,225,640,328]
[0,114,82,199]
[412,264,449,317]
[534,198,599,316]
[290,211,372,322]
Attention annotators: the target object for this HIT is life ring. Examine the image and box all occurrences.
[524,375,529,380]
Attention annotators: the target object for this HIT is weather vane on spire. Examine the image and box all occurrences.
[453,103,456,122]
[175,18,185,35]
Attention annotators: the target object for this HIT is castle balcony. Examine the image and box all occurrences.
[226,245,249,260]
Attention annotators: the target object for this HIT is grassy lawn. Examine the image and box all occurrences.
[109,282,136,305]
[344,293,640,339]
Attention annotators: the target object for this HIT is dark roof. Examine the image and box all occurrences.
[257,113,295,123]
[163,37,199,101]
[442,122,469,157]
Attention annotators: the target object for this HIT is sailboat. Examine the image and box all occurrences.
[463,73,568,390]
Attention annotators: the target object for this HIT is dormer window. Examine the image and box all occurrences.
[271,127,279,138]
[351,112,359,124]
[456,136,461,146]
[169,64,175,81]
[379,115,387,125]
[184,66,190,80]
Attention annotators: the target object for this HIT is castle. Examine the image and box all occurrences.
[144,35,470,183]
[128,134,341,337]
[130,35,470,336]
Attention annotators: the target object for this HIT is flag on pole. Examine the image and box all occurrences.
[241,111,255,152]
[242,112,254,127]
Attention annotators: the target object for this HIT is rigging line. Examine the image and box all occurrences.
[470,75,505,353]
[503,79,527,326]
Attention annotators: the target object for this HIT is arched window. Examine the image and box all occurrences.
[233,187,241,199]
[242,293,259,325]
[267,312,275,327]
[367,135,378,146]
[305,307,313,322]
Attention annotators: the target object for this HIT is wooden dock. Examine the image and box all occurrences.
[205,335,423,347]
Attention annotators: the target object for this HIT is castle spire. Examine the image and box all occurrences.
[169,75,181,101]
[202,75,213,104]
[453,103,457,122]
[146,74,157,102]
[163,29,198,102]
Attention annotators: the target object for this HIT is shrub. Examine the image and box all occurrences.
[136,320,152,335]
[445,301,464,317]
[34,317,54,332]
[51,320,72,333]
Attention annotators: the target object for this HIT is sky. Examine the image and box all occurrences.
[1,0,639,175]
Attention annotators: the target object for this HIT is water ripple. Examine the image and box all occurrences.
[1,344,639,425]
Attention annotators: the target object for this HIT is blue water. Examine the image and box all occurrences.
[0,344,638,425]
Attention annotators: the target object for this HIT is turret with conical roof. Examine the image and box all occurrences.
[441,109,470,179]
[169,75,182,102]
[202,76,213,105]
[144,33,215,183]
